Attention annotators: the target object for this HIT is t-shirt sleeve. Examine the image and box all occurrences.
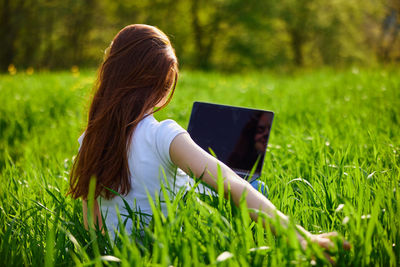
[155,119,187,166]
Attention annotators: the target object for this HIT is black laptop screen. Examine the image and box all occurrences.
[187,102,274,175]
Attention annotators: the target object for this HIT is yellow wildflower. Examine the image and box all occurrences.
[8,64,17,75]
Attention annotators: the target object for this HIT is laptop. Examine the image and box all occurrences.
[187,102,274,183]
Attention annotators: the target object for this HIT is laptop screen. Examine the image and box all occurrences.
[187,102,274,177]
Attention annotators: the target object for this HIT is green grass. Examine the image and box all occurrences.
[0,67,399,266]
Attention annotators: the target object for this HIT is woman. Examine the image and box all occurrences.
[68,24,346,253]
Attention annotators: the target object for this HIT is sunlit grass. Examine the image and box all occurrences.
[0,67,399,266]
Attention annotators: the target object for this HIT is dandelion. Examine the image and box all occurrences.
[249,246,270,252]
[71,65,80,77]
[64,158,70,169]
[26,67,34,75]
[100,255,121,262]
[8,64,17,75]
[216,251,234,262]
[335,204,345,212]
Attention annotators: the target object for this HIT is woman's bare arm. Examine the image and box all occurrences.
[170,132,340,250]
[82,198,103,231]
[170,133,290,222]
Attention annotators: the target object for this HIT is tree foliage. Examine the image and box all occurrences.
[0,0,397,71]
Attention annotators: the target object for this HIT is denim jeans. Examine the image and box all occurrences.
[249,179,269,198]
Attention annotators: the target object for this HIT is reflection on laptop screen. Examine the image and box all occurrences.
[187,102,274,177]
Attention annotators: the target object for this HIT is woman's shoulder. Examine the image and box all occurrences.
[129,115,187,168]
[154,117,186,142]
[133,115,186,149]
[140,115,185,134]
[158,118,185,132]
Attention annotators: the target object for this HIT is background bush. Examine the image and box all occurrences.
[0,0,399,71]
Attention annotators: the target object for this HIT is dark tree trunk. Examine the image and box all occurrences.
[0,0,14,71]
[190,0,222,69]
[290,29,304,66]
[190,0,206,68]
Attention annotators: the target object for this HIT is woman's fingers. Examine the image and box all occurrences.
[342,240,351,250]
[305,232,351,265]
[318,232,338,238]
[315,236,335,250]
[314,232,351,251]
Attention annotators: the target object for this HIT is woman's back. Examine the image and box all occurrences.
[80,114,189,233]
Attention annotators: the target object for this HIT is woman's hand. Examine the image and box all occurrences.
[299,232,351,265]
[310,232,351,251]
[310,232,337,250]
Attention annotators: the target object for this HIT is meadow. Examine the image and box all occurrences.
[0,68,399,266]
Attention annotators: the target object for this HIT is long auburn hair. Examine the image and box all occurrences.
[69,24,178,200]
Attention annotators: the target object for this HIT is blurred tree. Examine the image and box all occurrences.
[190,0,223,69]
[279,0,315,66]
[211,1,286,70]
[0,0,25,71]
[0,0,396,71]
[378,0,400,61]
[312,0,386,65]
[64,0,97,66]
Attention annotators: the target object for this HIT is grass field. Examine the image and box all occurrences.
[0,68,399,266]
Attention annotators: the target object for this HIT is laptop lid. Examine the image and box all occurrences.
[187,102,274,181]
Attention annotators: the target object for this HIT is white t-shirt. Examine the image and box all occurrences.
[78,114,191,235]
